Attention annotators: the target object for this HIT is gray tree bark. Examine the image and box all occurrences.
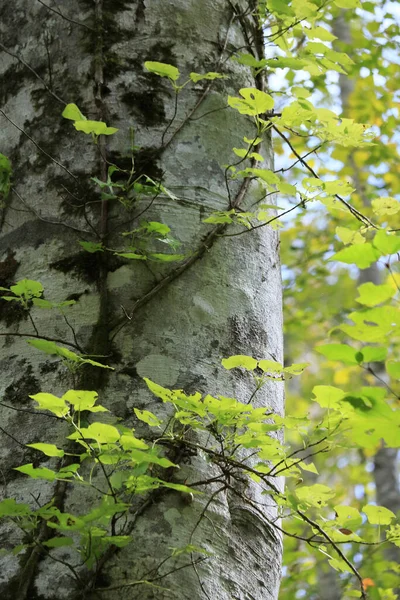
[0,1,284,599]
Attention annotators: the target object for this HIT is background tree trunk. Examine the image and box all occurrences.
[0,1,284,599]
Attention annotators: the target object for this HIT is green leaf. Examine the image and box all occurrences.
[233,54,269,69]
[258,359,283,373]
[79,241,104,253]
[356,282,395,307]
[27,339,81,361]
[316,344,359,365]
[239,168,280,185]
[10,279,44,299]
[334,0,360,6]
[295,484,335,507]
[115,252,147,260]
[386,360,400,380]
[330,243,380,269]
[62,390,108,412]
[102,535,132,547]
[15,464,57,481]
[77,422,120,444]
[363,504,396,525]
[336,226,365,245]
[149,253,185,262]
[291,86,311,99]
[221,355,258,370]
[144,221,171,235]
[30,392,69,417]
[283,362,309,376]
[74,120,118,136]
[0,498,32,517]
[27,443,64,458]
[189,72,225,82]
[371,197,400,215]
[359,346,387,363]
[373,230,400,255]
[228,88,274,116]
[134,408,162,427]
[298,461,318,474]
[27,339,113,369]
[162,482,200,494]
[144,61,180,81]
[144,379,176,403]
[334,505,363,529]
[305,27,337,42]
[312,385,345,408]
[129,448,176,468]
[62,103,86,121]
[203,210,235,224]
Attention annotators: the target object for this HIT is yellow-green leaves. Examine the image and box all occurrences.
[30,390,107,417]
[30,392,69,417]
[62,103,118,138]
[62,390,108,413]
[363,505,396,525]
[134,408,162,427]
[371,197,400,215]
[334,505,363,530]
[27,339,114,370]
[312,385,345,408]
[356,282,395,307]
[295,484,335,507]
[144,61,180,81]
[336,226,365,245]
[26,443,64,457]
[15,464,57,481]
[330,243,380,269]
[74,120,118,136]
[144,62,225,91]
[333,0,361,7]
[62,103,86,121]
[221,355,308,378]
[69,422,120,444]
[316,344,360,365]
[189,72,225,83]
[221,355,258,370]
[228,88,274,115]
[373,230,400,255]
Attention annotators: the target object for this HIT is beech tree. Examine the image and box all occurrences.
[1,1,400,600]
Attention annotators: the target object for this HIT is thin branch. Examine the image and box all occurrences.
[0,331,82,352]
[0,110,78,181]
[272,124,378,229]
[0,43,66,105]
[35,0,95,31]
[13,188,93,235]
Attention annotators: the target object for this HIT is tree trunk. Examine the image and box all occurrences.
[0,1,284,599]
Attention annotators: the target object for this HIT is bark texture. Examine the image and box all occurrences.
[0,1,283,599]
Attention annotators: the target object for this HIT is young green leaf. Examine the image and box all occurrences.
[144,61,180,81]
[363,504,396,525]
[221,355,258,370]
[26,443,64,457]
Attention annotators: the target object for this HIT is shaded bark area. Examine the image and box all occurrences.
[0,1,283,599]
